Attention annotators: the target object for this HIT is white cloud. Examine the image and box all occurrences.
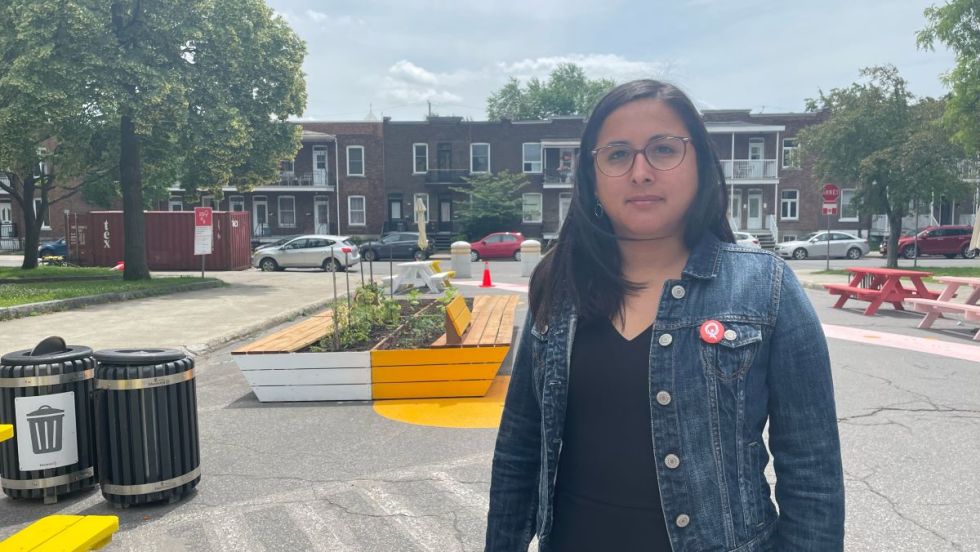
[305,10,327,23]
[388,60,439,86]
[497,54,675,83]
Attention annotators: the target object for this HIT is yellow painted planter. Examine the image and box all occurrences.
[370,346,509,399]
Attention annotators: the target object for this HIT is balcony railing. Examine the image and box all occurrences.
[273,171,333,188]
[958,159,980,182]
[543,168,574,186]
[721,159,778,180]
[425,169,470,184]
[0,221,16,238]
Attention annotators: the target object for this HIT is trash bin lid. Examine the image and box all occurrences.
[93,348,187,365]
[1,336,94,366]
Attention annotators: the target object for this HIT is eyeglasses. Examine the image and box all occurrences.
[591,136,691,177]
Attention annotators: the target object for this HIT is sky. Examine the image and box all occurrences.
[266,0,957,122]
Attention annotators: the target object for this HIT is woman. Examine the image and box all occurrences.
[486,80,844,552]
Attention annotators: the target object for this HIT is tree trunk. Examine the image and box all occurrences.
[886,212,902,269]
[120,114,151,280]
[19,178,39,270]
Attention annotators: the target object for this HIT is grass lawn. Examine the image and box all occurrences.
[0,277,220,308]
[814,266,980,281]
[0,266,120,280]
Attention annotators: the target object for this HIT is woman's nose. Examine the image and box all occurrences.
[629,150,657,183]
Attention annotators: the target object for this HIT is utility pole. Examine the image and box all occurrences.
[427,101,432,117]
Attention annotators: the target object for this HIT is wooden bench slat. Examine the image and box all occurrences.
[463,297,498,346]
[233,311,335,354]
[480,296,508,345]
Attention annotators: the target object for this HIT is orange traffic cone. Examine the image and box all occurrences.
[110,261,125,271]
[480,261,494,288]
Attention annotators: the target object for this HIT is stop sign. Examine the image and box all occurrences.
[821,184,840,203]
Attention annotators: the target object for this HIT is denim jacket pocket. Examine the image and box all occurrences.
[699,322,763,381]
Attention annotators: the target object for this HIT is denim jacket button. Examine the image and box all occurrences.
[671,285,686,299]
[724,329,737,341]
[656,391,672,406]
[658,333,673,347]
[675,514,690,528]
[664,454,680,469]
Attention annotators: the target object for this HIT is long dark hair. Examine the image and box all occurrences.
[529,79,735,327]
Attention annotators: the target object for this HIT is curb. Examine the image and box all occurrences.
[0,280,224,322]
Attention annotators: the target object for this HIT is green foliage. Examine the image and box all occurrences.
[0,277,214,308]
[799,66,968,267]
[486,64,615,121]
[918,0,980,154]
[452,171,527,240]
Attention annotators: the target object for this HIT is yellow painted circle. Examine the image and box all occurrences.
[373,376,510,429]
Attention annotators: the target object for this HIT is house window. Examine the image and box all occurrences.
[522,193,543,223]
[168,197,183,211]
[348,195,366,226]
[413,143,428,174]
[413,193,429,223]
[523,143,542,173]
[347,146,365,176]
[200,195,214,209]
[229,195,245,212]
[780,189,799,220]
[33,198,50,229]
[280,159,294,173]
[470,143,490,173]
[278,196,296,228]
[782,138,800,169]
[839,188,858,221]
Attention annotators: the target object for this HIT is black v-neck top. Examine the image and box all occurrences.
[549,318,672,551]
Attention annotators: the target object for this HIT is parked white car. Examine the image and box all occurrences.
[734,232,761,248]
[252,234,360,272]
[774,231,870,260]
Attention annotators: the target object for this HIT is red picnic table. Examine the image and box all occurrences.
[822,267,939,316]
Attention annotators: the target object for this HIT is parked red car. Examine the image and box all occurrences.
[470,232,525,261]
[879,225,976,259]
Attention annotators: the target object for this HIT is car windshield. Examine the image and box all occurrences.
[801,232,822,241]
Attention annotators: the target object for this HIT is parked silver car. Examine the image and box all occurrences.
[251,234,360,272]
[774,231,870,260]
[733,231,761,248]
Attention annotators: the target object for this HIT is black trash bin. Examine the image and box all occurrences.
[94,348,201,507]
[0,336,98,504]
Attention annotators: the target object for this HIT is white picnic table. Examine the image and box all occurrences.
[905,276,980,341]
[392,260,453,293]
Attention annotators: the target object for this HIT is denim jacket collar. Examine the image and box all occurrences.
[681,232,724,281]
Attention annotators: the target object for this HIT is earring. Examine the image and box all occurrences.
[594,201,604,218]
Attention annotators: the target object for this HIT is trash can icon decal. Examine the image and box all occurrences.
[26,405,65,454]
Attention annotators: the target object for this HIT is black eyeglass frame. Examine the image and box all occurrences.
[591,136,692,177]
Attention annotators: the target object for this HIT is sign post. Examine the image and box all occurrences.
[194,207,213,279]
[822,184,841,271]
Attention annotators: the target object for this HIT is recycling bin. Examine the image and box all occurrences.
[94,348,200,507]
[0,336,98,504]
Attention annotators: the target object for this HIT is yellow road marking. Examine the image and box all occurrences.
[372,376,509,429]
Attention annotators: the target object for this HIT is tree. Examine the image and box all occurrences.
[800,66,968,267]
[452,171,527,240]
[486,64,615,121]
[918,0,980,154]
[0,1,102,269]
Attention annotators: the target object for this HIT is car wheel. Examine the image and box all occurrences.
[902,245,918,259]
[363,249,377,262]
[470,250,479,262]
[513,250,521,261]
[259,258,278,272]
[413,249,426,261]
[962,245,978,260]
[792,248,808,260]
[323,258,343,272]
[846,247,863,260]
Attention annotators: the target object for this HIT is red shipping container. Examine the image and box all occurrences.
[79,211,251,271]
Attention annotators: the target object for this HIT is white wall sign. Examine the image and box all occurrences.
[14,392,78,471]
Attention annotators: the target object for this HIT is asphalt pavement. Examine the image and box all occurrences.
[0,254,978,551]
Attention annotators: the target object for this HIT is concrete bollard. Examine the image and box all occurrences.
[521,239,541,277]
[451,241,472,279]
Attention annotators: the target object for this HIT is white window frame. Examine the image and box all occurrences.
[228,195,245,212]
[839,188,858,222]
[413,193,429,223]
[348,195,366,226]
[346,145,365,177]
[412,143,428,174]
[522,193,543,223]
[470,143,490,174]
[33,198,50,229]
[782,138,800,169]
[200,194,214,209]
[168,197,183,212]
[780,189,799,221]
[278,195,297,228]
[522,143,542,173]
[280,159,294,174]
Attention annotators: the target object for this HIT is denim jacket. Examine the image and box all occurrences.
[486,235,845,552]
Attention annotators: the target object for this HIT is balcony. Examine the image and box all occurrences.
[543,168,574,188]
[721,159,778,181]
[425,169,470,184]
[269,171,334,189]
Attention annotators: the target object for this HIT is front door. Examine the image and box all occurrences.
[559,193,572,228]
[439,199,452,232]
[253,199,268,236]
[313,146,328,187]
[748,139,764,178]
[747,192,763,229]
[314,198,329,234]
[729,191,742,230]
[0,199,11,237]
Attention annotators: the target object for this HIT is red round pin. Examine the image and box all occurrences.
[700,320,725,344]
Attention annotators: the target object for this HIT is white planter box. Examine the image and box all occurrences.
[234,351,371,402]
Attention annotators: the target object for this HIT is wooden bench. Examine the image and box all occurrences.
[823,284,884,301]
[1,515,120,551]
[905,298,980,341]
[427,270,456,293]
[232,309,335,354]
[430,295,519,348]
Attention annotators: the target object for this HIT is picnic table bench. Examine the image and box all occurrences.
[905,276,980,341]
[823,267,939,316]
[0,426,119,551]
[392,261,455,294]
